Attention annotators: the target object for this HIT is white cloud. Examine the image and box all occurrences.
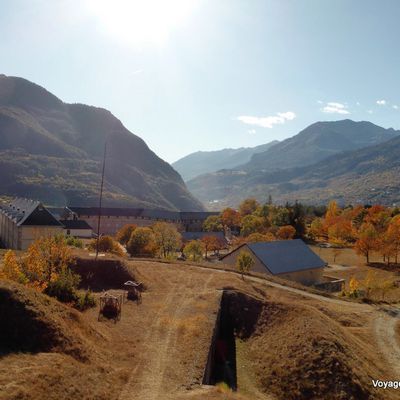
[393,105,399,110]
[367,110,373,114]
[356,101,361,106]
[237,111,296,129]
[317,100,323,104]
[377,99,386,105]
[321,102,350,115]
[247,129,256,135]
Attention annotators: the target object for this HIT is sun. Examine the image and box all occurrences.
[86,0,200,46]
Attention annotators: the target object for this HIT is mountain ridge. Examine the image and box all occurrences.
[187,120,400,208]
[0,75,204,211]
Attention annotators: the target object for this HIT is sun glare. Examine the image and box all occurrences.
[86,0,199,46]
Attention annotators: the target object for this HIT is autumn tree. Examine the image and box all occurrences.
[116,224,137,245]
[183,240,204,262]
[246,232,275,243]
[24,236,74,291]
[308,217,326,241]
[349,277,360,297]
[126,227,157,257]
[239,198,259,216]
[89,235,123,256]
[276,225,296,240]
[236,250,254,279]
[385,215,400,264]
[240,215,264,237]
[201,235,223,258]
[221,208,241,231]
[354,223,379,264]
[152,222,182,258]
[0,250,27,284]
[203,215,224,232]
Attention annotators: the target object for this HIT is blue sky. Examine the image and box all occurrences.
[1,0,399,162]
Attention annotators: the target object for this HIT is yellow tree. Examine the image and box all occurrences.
[152,222,182,258]
[236,251,255,279]
[25,236,73,291]
[0,250,27,284]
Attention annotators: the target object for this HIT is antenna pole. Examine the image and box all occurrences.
[95,141,107,261]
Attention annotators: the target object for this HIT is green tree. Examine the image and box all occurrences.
[203,215,224,232]
[126,227,157,257]
[240,215,264,237]
[183,240,204,262]
[152,222,182,258]
[236,250,255,279]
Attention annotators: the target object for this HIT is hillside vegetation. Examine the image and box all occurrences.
[0,74,203,210]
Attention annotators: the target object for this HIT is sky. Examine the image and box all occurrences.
[1,0,399,163]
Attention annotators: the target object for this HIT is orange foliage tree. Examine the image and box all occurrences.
[354,223,379,264]
[201,235,224,258]
[276,225,296,240]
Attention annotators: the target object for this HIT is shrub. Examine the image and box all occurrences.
[44,269,81,303]
[65,236,84,248]
[116,224,137,245]
[74,290,96,311]
[126,227,157,257]
[88,236,124,256]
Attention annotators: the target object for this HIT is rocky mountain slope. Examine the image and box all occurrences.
[244,119,399,171]
[172,141,278,181]
[187,122,400,208]
[0,75,204,210]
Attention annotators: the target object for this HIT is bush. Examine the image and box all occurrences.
[65,236,84,248]
[88,236,124,256]
[116,224,137,245]
[44,269,80,303]
[74,290,97,311]
[126,227,157,257]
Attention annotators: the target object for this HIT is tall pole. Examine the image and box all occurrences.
[95,141,107,260]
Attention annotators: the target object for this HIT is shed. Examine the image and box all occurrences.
[220,239,327,285]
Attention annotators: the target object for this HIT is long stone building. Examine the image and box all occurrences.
[0,198,64,250]
[63,207,219,236]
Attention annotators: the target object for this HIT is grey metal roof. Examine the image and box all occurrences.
[60,220,93,230]
[246,239,326,275]
[0,198,62,227]
[68,207,218,221]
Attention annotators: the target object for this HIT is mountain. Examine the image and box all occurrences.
[244,119,399,171]
[187,120,400,208]
[172,141,279,181]
[0,74,204,210]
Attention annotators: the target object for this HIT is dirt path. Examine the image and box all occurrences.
[373,314,400,376]
[119,273,216,400]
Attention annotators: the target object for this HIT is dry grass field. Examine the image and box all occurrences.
[311,245,400,302]
[1,254,400,400]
